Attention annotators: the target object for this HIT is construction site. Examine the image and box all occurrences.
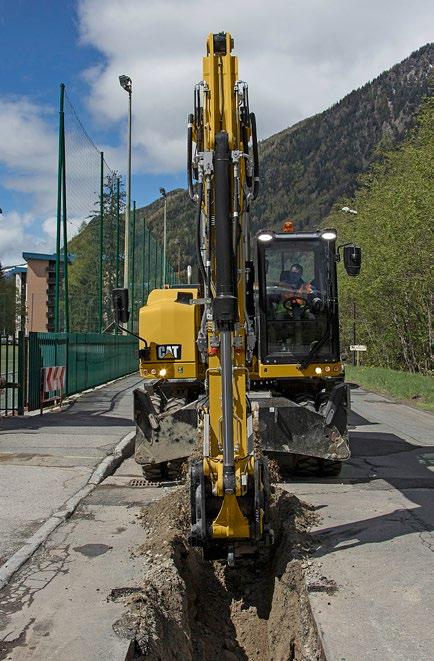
[0,6,433,661]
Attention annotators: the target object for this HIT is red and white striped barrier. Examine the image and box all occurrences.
[40,366,66,414]
[42,366,66,392]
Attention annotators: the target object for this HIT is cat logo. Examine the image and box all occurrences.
[156,344,182,360]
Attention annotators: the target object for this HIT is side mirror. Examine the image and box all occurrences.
[343,245,361,277]
[112,288,130,323]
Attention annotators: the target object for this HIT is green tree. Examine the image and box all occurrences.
[67,171,125,332]
[326,95,434,373]
[0,264,17,334]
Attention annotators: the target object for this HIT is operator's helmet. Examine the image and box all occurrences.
[290,263,303,276]
[280,264,303,287]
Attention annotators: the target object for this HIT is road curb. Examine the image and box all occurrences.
[0,430,136,591]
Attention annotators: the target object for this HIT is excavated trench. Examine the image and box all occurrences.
[116,485,325,661]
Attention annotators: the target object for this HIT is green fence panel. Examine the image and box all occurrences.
[28,331,137,410]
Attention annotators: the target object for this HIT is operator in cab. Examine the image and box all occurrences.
[275,263,323,321]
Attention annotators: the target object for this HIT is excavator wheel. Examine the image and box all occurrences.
[141,458,185,482]
[291,456,343,478]
[141,463,165,482]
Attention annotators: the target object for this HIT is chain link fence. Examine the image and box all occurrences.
[56,84,175,334]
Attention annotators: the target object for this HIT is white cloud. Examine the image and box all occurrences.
[0,98,58,215]
[0,97,95,265]
[0,211,52,265]
[78,0,434,173]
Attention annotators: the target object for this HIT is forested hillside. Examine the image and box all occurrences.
[67,43,433,345]
[327,95,433,374]
[139,43,433,271]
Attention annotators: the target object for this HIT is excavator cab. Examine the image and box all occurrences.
[256,229,342,366]
[251,228,361,476]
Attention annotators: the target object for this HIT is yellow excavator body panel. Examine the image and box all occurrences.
[138,288,202,380]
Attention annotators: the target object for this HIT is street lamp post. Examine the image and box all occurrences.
[175,238,181,281]
[160,187,167,285]
[340,206,358,364]
[119,75,132,295]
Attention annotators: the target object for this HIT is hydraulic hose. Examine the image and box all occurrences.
[242,123,252,189]
[195,180,207,286]
[250,112,259,200]
[187,113,195,202]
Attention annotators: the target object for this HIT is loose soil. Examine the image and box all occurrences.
[116,485,324,660]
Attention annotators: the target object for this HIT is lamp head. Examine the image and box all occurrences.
[119,75,132,93]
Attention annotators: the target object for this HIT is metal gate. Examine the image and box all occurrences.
[27,332,138,411]
[0,332,26,416]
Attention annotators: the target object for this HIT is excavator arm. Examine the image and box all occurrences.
[188,32,271,563]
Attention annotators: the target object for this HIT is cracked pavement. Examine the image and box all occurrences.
[0,381,433,659]
[0,374,141,567]
[286,386,434,661]
[0,458,161,660]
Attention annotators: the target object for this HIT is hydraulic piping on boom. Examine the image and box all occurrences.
[187,32,271,562]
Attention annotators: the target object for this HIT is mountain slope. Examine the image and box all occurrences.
[254,43,433,231]
[139,43,432,270]
[67,43,433,290]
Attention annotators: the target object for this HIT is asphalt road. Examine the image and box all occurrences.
[288,386,434,661]
[0,457,161,660]
[1,382,433,660]
[0,374,141,566]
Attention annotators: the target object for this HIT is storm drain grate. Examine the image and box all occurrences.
[128,478,182,488]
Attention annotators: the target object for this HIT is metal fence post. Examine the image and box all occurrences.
[17,331,25,414]
[55,83,65,333]
[142,218,146,304]
[116,176,121,288]
[154,238,158,289]
[99,151,104,333]
[160,244,164,287]
[130,201,136,331]
[62,103,69,333]
[147,226,151,298]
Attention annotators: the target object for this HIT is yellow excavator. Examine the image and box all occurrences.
[113,33,361,564]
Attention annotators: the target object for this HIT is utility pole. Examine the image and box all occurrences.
[352,300,357,366]
[119,76,132,298]
[160,187,167,285]
[130,201,136,332]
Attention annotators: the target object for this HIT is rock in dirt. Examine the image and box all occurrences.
[116,485,325,660]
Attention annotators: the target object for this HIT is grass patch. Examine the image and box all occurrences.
[345,365,433,413]
[0,345,18,376]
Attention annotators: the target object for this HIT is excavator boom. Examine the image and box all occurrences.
[188,33,271,562]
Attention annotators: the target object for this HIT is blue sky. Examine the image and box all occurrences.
[0,0,184,196]
[0,0,432,265]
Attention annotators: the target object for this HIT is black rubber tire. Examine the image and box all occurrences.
[141,458,184,482]
[292,456,343,477]
[141,463,165,481]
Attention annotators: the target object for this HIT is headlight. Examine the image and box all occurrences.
[321,229,337,241]
[257,231,274,242]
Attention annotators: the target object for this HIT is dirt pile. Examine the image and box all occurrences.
[117,486,324,660]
